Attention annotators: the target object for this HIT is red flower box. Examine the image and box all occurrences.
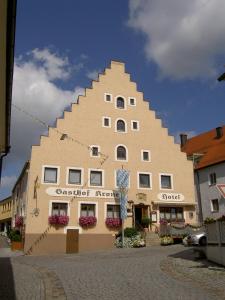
[48,215,69,226]
[79,216,97,227]
[105,218,122,228]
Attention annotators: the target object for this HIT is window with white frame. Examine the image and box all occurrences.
[129,97,136,106]
[90,146,100,157]
[89,170,103,187]
[68,168,82,185]
[51,203,68,216]
[142,150,150,162]
[131,120,139,131]
[160,174,172,189]
[104,93,112,102]
[43,167,59,184]
[116,119,126,132]
[211,199,219,212]
[81,204,95,217]
[116,97,125,109]
[107,204,120,218]
[138,173,151,189]
[209,173,217,185]
[116,145,127,161]
[102,117,111,127]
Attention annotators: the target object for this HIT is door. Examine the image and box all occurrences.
[66,229,79,253]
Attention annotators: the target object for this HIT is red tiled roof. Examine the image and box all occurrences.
[181,126,225,169]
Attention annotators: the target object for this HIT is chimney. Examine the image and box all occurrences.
[216,127,223,139]
[180,134,188,147]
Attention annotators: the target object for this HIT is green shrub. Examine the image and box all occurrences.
[141,217,151,228]
[8,229,22,242]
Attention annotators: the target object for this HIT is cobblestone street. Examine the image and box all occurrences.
[1,244,225,300]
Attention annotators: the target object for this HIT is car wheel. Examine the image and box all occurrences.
[199,236,207,246]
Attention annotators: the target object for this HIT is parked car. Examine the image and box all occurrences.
[187,232,207,246]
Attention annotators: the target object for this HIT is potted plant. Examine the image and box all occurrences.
[9,230,24,251]
[105,217,122,229]
[141,217,151,232]
[79,216,97,228]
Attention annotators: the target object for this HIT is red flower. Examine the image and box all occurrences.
[105,218,122,228]
[48,215,69,226]
[15,216,23,227]
[79,216,97,227]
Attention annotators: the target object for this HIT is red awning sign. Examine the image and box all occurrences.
[217,184,225,198]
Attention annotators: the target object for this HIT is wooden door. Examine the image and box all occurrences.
[66,229,79,253]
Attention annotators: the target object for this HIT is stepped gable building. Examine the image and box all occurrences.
[13,61,196,255]
[181,125,225,222]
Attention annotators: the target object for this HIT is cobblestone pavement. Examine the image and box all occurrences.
[6,245,224,300]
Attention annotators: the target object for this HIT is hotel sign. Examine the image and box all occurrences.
[46,187,120,199]
[157,193,184,201]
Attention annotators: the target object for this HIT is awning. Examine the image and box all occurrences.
[152,201,196,207]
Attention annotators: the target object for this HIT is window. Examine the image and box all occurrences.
[142,150,150,162]
[116,146,127,160]
[68,169,82,185]
[116,97,125,109]
[89,170,103,187]
[104,93,112,102]
[209,173,217,185]
[117,120,126,132]
[211,199,219,212]
[81,204,95,217]
[90,146,99,157]
[102,117,111,127]
[43,167,58,184]
[52,203,68,216]
[107,205,120,218]
[129,97,136,106]
[131,120,139,131]
[159,207,184,222]
[160,174,172,189]
[138,173,151,189]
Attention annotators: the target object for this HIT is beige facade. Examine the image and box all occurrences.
[0,196,12,233]
[14,61,196,254]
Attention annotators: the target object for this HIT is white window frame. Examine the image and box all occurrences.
[88,168,105,188]
[128,97,136,106]
[115,144,128,162]
[141,150,151,162]
[102,116,111,128]
[137,172,152,190]
[49,200,70,217]
[42,165,60,185]
[115,118,127,133]
[159,173,174,190]
[114,170,130,188]
[66,167,84,186]
[104,93,113,103]
[78,201,98,221]
[115,95,127,110]
[90,145,100,158]
[210,199,219,213]
[104,202,120,219]
[208,173,217,186]
[131,120,140,131]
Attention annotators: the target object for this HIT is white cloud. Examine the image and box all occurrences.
[1,176,17,188]
[86,69,101,80]
[7,49,84,167]
[128,0,225,80]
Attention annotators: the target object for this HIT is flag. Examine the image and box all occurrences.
[116,169,129,220]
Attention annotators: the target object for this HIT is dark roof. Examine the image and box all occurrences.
[181,126,225,169]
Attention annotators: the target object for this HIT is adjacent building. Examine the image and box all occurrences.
[0,196,12,234]
[181,126,225,222]
[13,61,196,254]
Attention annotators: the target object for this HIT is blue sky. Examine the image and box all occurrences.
[1,0,225,199]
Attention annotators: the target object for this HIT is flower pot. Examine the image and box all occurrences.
[11,241,24,251]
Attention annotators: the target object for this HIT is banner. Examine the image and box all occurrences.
[116,169,129,220]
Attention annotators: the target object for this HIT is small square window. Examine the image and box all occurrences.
[209,173,216,185]
[68,169,81,185]
[103,117,111,127]
[161,175,172,189]
[142,151,150,161]
[104,93,112,102]
[139,173,151,188]
[129,98,136,106]
[44,167,58,183]
[91,146,99,157]
[211,199,219,212]
[131,121,139,131]
[90,170,103,187]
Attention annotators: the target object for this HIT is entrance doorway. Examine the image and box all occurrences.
[134,205,149,229]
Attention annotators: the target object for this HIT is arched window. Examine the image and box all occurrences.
[116,97,125,109]
[117,120,125,132]
[117,146,127,160]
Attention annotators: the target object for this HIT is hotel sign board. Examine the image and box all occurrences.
[157,193,184,201]
[46,187,120,199]
[217,184,225,198]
